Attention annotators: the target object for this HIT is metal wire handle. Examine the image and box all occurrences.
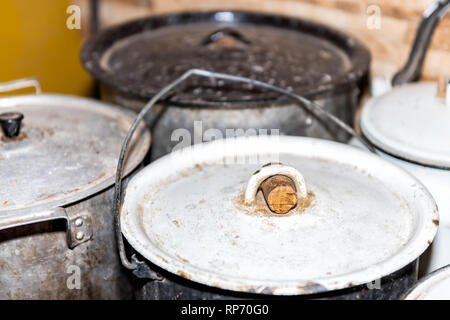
[113,68,376,271]
[0,77,41,95]
[392,0,450,86]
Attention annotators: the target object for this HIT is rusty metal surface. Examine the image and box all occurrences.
[0,183,133,299]
[121,135,438,296]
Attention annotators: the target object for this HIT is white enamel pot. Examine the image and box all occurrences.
[354,0,450,275]
[112,69,439,299]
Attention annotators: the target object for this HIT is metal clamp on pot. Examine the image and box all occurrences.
[113,68,377,279]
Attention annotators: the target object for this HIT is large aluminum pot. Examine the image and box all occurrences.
[81,11,371,160]
[354,0,450,276]
[0,79,150,299]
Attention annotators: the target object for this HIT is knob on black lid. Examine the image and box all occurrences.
[0,112,24,138]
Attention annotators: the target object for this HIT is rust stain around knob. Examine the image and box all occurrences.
[260,175,298,214]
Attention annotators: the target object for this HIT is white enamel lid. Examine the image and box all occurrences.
[360,82,450,169]
[405,265,450,300]
[121,135,438,295]
[0,94,150,216]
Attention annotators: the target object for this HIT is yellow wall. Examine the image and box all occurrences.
[0,0,92,96]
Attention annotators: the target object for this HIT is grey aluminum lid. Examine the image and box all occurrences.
[405,265,450,300]
[121,135,438,295]
[0,94,150,215]
[360,82,450,169]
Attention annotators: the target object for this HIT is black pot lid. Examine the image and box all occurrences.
[82,11,370,105]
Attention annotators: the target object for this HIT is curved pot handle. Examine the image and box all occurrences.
[0,207,92,249]
[0,77,41,95]
[392,0,450,86]
[113,68,377,272]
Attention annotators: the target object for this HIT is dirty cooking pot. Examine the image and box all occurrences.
[355,0,450,276]
[0,78,150,299]
[113,70,438,300]
[81,10,371,160]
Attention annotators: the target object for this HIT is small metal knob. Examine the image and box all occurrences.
[201,28,251,48]
[0,112,24,138]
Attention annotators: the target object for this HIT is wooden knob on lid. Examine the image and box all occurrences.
[260,175,298,214]
[244,163,307,215]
